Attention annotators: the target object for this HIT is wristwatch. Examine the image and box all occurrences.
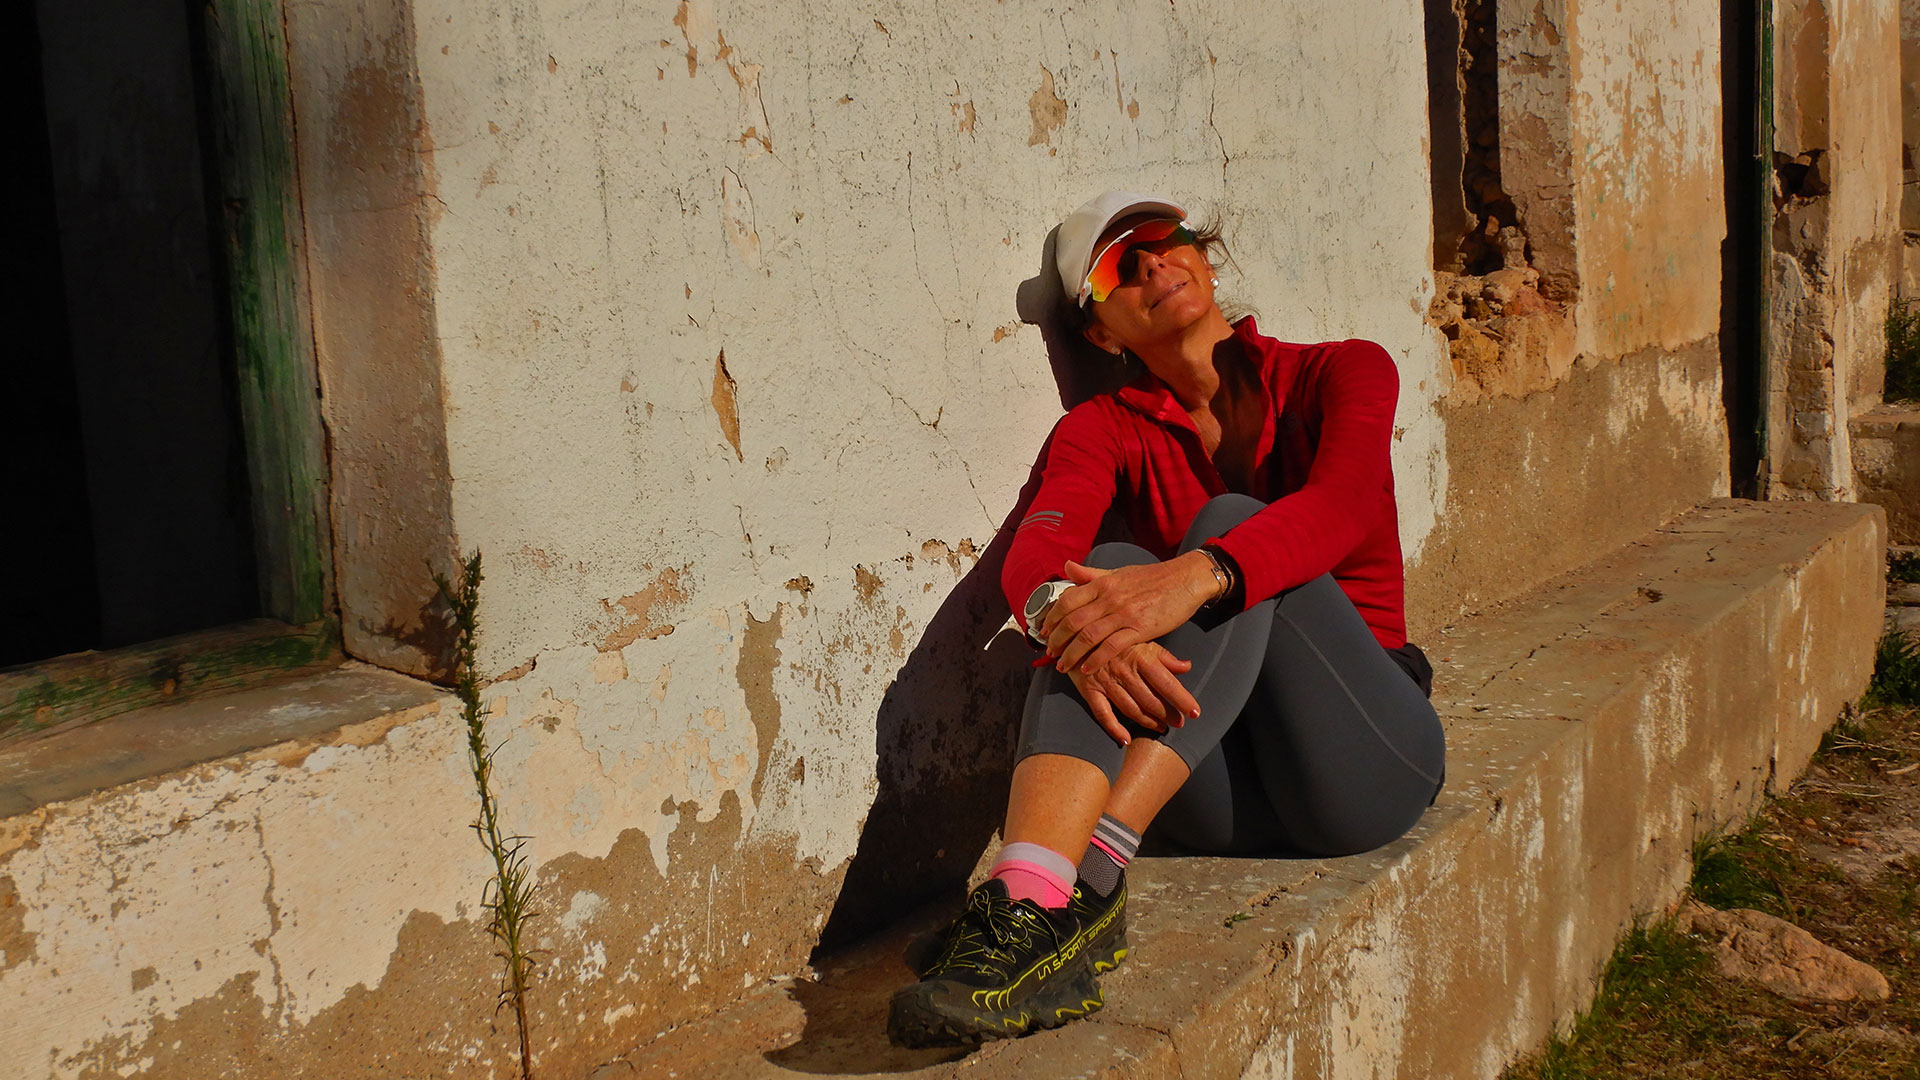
[1024,580,1072,646]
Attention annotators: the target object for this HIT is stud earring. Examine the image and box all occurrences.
[1211,276,1220,287]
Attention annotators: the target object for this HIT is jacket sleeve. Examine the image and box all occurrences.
[1000,404,1124,633]
[1209,340,1399,607]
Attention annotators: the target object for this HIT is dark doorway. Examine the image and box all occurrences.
[1720,0,1770,498]
[4,0,258,668]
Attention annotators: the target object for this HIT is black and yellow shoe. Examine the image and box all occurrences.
[1069,873,1128,975]
[886,879,1103,1048]
[903,874,1128,977]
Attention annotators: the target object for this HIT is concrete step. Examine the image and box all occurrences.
[597,500,1885,1080]
[1851,404,1920,545]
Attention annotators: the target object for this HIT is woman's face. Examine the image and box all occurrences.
[1081,214,1219,356]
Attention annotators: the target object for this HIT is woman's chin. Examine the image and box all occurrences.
[1153,295,1218,335]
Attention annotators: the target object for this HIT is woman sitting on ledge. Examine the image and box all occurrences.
[886,191,1448,1048]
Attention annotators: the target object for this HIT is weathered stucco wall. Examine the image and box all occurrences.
[1768,0,1906,499]
[4,2,1454,1076]
[1902,0,1919,293]
[1,0,1772,1075]
[1566,0,1725,358]
[414,0,1469,991]
[1411,0,1731,625]
[1818,0,1904,409]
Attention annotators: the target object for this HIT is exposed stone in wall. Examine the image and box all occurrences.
[1492,0,1578,305]
[1422,0,1578,405]
[1770,228,1849,498]
[1766,0,1906,501]
[1420,0,1727,413]
[1850,404,1920,542]
[1428,267,1576,403]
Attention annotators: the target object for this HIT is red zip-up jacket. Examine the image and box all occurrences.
[1001,318,1409,649]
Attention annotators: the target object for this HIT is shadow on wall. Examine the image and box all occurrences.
[811,228,1128,952]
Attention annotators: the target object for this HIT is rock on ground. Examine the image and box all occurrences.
[1677,900,1892,1003]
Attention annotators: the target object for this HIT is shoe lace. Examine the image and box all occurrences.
[930,887,1057,975]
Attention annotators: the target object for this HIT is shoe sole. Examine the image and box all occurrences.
[886,967,1105,1049]
[1081,895,1129,975]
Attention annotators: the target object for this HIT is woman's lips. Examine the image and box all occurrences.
[1149,280,1188,309]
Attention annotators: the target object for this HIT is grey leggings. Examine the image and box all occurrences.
[1014,494,1446,857]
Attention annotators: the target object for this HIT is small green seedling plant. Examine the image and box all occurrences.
[1863,629,1920,711]
[437,552,541,1080]
[1890,550,1920,586]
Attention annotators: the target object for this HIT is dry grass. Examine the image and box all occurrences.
[1503,700,1920,1080]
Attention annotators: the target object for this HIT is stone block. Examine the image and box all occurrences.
[1851,403,1920,543]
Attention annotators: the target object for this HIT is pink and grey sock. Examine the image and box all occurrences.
[989,841,1078,909]
[1078,814,1140,897]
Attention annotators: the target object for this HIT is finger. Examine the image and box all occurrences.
[1046,606,1110,668]
[1083,689,1131,747]
[1106,683,1166,734]
[1055,610,1131,671]
[1040,580,1100,638]
[1116,668,1172,729]
[1078,627,1146,674]
[1142,661,1201,722]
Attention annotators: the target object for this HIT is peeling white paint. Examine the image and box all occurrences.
[0,712,484,1073]
[6,0,1861,1073]
[558,890,608,934]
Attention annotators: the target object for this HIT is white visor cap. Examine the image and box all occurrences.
[1054,190,1190,307]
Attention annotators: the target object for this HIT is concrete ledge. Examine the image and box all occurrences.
[1851,403,1920,544]
[0,663,445,818]
[606,500,1885,1079]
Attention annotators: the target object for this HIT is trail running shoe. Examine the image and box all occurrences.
[886,878,1102,1048]
[1069,873,1129,975]
[904,875,1129,977]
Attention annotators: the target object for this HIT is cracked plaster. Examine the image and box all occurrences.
[0,0,1805,1073]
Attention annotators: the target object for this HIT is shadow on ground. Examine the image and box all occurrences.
[763,900,972,1074]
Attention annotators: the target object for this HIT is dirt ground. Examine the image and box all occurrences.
[1505,703,1919,1079]
[1503,569,1920,1080]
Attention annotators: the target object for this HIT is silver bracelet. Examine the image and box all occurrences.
[1198,547,1233,607]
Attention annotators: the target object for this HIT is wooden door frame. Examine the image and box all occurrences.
[1,0,337,745]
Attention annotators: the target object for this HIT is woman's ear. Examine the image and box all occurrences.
[1081,318,1123,356]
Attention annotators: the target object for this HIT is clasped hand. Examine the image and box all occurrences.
[1037,553,1219,745]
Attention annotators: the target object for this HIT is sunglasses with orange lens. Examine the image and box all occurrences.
[1082,219,1198,304]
